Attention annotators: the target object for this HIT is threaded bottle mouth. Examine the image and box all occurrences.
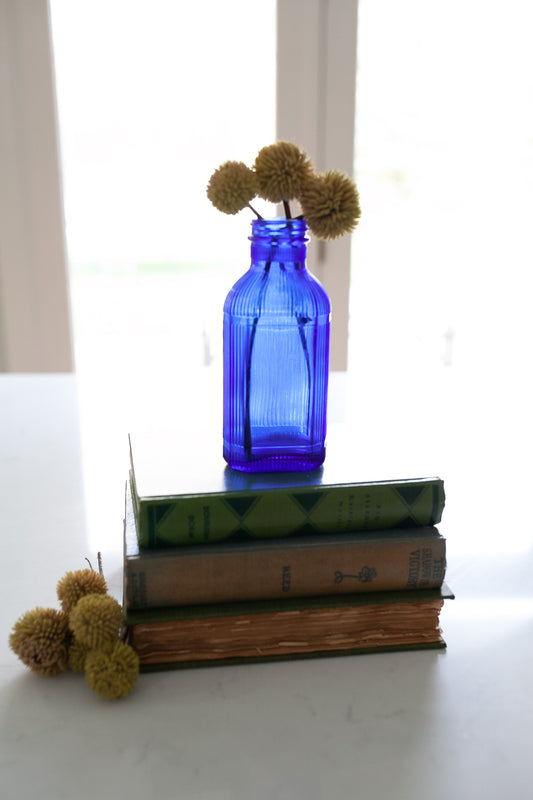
[250,217,308,243]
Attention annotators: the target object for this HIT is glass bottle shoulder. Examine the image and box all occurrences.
[223,263,330,319]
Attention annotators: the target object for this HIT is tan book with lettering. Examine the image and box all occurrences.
[124,482,446,609]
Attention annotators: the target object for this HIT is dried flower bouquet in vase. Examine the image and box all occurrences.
[207,141,361,473]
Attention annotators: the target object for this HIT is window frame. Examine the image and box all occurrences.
[0,0,357,372]
[0,0,73,371]
[277,0,359,370]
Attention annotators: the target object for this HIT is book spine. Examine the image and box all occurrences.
[124,532,446,609]
[132,474,445,547]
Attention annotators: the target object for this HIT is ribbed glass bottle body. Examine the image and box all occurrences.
[223,218,330,472]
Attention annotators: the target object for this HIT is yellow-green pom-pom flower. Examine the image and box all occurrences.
[85,641,139,700]
[207,160,258,215]
[69,594,124,650]
[299,170,361,240]
[57,568,107,614]
[253,141,313,203]
[9,607,69,677]
[68,636,91,673]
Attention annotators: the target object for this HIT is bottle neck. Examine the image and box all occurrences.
[250,218,308,270]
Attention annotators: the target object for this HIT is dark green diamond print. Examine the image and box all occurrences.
[223,495,259,520]
[293,522,320,536]
[291,492,324,514]
[395,515,420,529]
[150,503,173,527]
[395,484,426,507]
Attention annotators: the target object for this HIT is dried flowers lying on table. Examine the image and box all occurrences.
[9,560,139,700]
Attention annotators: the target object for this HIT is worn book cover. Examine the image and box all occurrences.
[125,584,454,671]
[129,426,445,547]
[124,482,447,609]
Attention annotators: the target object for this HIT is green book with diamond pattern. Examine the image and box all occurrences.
[129,430,445,548]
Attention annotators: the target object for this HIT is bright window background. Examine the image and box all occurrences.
[51,0,533,558]
[351,0,533,556]
[352,0,533,373]
[50,0,276,384]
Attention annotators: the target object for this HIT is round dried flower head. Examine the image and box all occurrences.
[57,568,107,613]
[9,607,69,677]
[299,170,361,240]
[69,594,125,650]
[207,161,258,215]
[85,641,139,700]
[67,636,91,673]
[253,141,313,203]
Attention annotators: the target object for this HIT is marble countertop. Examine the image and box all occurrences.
[1,373,532,800]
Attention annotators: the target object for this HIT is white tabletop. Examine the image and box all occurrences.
[1,372,532,800]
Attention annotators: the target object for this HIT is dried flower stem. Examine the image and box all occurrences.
[85,553,104,578]
[244,261,271,458]
[248,203,263,219]
[296,313,312,431]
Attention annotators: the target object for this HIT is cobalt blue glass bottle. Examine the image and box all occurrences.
[223,218,331,472]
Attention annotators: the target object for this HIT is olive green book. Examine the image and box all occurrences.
[124,481,447,609]
[124,584,454,671]
[129,428,445,548]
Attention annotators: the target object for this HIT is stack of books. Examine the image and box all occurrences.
[123,429,453,671]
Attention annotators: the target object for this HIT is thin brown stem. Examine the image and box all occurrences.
[248,203,263,219]
[283,200,292,219]
[244,261,271,458]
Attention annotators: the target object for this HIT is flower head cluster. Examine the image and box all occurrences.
[85,641,139,700]
[300,171,361,241]
[68,636,90,673]
[69,594,125,650]
[207,161,257,215]
[9,607,69,677]
[57,568,108,613]
[253,141,313,204]
[9,560,139,700]
[207,140,360,240]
